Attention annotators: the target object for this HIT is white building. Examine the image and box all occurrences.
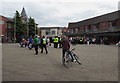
[39,27,64,37]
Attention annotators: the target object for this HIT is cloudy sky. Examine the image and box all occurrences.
[0,0,119,27]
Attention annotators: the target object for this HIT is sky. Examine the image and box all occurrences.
[0,0,119,27]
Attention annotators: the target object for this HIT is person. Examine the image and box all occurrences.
[53,36,59,48]
[34,35,40,55]
[41,36,48,54]
[61,36,74,62]
[87,38,90,46]
[79,37,83,44]
[28,36,33,49]
[49,37,53,46]
[103,37,110,45]
[58,36,62,48]
[23,39,28,48]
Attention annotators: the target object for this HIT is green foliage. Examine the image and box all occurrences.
[13,10,38,42]
[14,10,27,42]
[28,17,37,37]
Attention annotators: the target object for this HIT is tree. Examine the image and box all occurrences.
[28,17,37,37]
[14,11,27,42]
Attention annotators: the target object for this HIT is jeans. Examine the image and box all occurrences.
[34,44,39,54]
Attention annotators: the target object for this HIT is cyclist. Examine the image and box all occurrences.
[61,36,74,62]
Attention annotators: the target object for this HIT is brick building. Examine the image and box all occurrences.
[67,10,120,43]
[0,16,14,42]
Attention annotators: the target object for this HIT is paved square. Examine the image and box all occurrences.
[2,44,118,81]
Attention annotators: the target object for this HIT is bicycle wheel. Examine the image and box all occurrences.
[62,53,72,68]
[74,54,82,65]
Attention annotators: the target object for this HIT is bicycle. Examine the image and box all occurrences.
[62,48,82,68]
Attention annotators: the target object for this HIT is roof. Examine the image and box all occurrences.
[39,27,64,29]
[0,15,6,18]
[21,7,28,19]
[6,17,14,22]
[0,15,13,22]
[68,10,119,28]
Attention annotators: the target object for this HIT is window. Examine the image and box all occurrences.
[109,22,112,27]
[112,21,116,26]
[52,31,55,35]
[46,30,50,35]
[8,23,11,28]
[0,20,4,24]
[85,26,89,32]
[93,25,97,31]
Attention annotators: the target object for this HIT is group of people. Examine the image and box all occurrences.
[20,36,48,55]
[19,35,119,63]
[19,35,66,55]
[19,35,72,62]
[69,36,110,45]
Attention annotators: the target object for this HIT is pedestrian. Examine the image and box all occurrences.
[79,37,83,44]
[41,36,48,54]
[103,37,110,45]
[28,36,33,49]
[23,39,28,48]
[58,36,62,48]
[49,37,53,46]
[87,38,90,46]
[53,36,59,48]
[34,35,40,55]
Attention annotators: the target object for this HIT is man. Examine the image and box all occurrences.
[41,36,48,54]
[79,37,83,44]
[58,36,62,48]
[61,36,70,58]
[28,36,33,49]
[34,35,40,55]
[53,36,59,48]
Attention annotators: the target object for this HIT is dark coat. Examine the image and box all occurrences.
[61,38,70,50]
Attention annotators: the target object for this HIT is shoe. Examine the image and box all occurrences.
[46,52,48,54]
[35,53,38,55]
[73,59,76,62]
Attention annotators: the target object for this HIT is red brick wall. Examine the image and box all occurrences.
[79,26,84,31]
[116,19,120,27]
[99,22,109,29]
[0,16,7,36]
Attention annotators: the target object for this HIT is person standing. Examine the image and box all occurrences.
[41,36,48,54]
[87,38,90,46]
[58,36,62,48]
[34,35,40,55]
[53,36,59,48]
[28,36,33,49]
[79,37,83,44]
